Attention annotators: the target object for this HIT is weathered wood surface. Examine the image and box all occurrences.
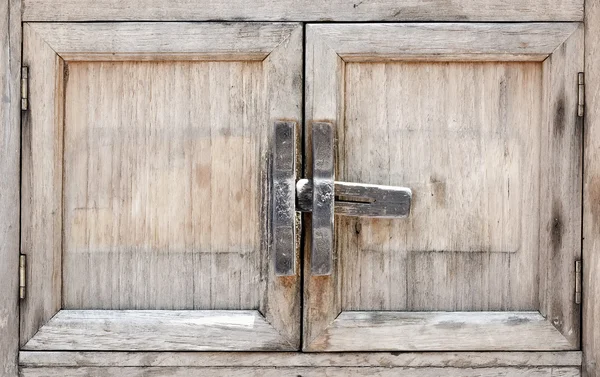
[18,351,583,368]
[24,22,299,61]
[538,23,584,350]
[304,23,582,351]
[21,22,302,350]
[583,0,600,375]
[20,21,65,348]
[21,0,583,22]
[22,310,291,351]
[0,0,21,376]
[309,23,580,62]
[308,312,572,351]
[18,366,582,377]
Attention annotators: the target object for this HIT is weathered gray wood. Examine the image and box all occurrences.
[21,0,583,22]
[583,0,600,375]
[307,312,573,351]
[305,22,583,352]
[22,310,291,351]
[22,22,302,350]
[538,23,584,350]
[309,23,580,62]
[0,0,21,376]
[24,22,299,61]
[20,21,65,348]
[18,366,582,377]
[18,351,583,368]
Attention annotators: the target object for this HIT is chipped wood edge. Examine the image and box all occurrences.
[583,0,600,375]
[0,0,21,376]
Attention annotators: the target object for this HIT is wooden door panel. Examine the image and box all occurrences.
[304,23,583,351]
[21,22,302,351]
[62,61,264,311]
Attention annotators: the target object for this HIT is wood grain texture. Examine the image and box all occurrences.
[583,0,600,375]
[62,61,265,311]
[18,351,583,368]
[24,22,298,61]
[22,310,291,351]
[309,312,572,351]
[305,23,583,352]
[21,0,583,22]
[21,22,302,350]
[538,24,584,349]
[0,0,21,376]
[18,366,582,377]
[309,23,579,62]
[20,22,65,347]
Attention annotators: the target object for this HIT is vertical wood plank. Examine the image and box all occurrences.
[539,25,584,349]
[20,24,64,347]
[0,0,21,375]
[583,0,600,374]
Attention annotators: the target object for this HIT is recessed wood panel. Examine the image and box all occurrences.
[339,61,541,311]
[62,61,266,310]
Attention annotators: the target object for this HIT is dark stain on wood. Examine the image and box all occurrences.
[553,96,566,137]
[429,176,447,207]
[550,200,563,258]
[506,316,531,326]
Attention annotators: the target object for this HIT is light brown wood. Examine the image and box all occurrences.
[21,0,583,22]
[20,21,65,348]
[309,312,572,351]
[24,22,299,61]
[305,23,583,352]
[538,23,584,350]
[18,351,583,368]
[583,0,600,375]
[21,22,302,351]
[308,23,579,62]
[18,366,582,377]
[22,310,291,351]
[0,0,21,376]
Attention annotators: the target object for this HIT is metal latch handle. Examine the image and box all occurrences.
[272,121,412,277]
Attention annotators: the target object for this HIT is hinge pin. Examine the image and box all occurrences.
[21,67,29,111]
[578,72,584,117]
[575,260,582,305]
[19,254,26,300]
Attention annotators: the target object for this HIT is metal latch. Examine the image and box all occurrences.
[272,121,412,276]
[575,260,582,304]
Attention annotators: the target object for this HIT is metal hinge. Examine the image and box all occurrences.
[575,260,582,305]
[19,254,26,300]
[21,66,29,111]
[578,72,584,117]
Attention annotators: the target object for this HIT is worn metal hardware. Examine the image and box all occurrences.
[575,260,582,304]
[311,122,335,276]
[578,72,584,117]
[272,120,298,276]
[21,67,29,111]
[296,179,412,218]
[19,254,26,300]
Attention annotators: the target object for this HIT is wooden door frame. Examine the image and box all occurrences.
[0,0,597,375]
